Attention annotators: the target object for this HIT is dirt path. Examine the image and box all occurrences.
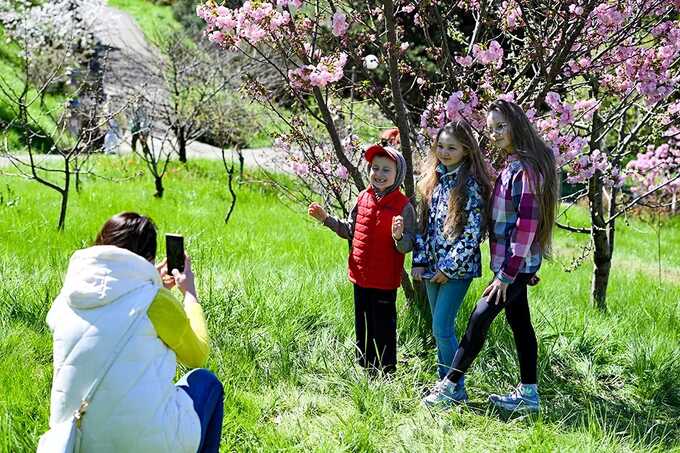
[0,145,285,172]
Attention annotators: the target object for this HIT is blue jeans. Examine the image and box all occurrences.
[177,369,224,453]
[425,278,472,382]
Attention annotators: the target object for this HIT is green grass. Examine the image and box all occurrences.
[0,157,679,451]
[108,0,182,39]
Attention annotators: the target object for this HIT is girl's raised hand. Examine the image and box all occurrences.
[391,215,404,240]
[308,202,328,222]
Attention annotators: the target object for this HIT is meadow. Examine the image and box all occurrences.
[0,156,679,452]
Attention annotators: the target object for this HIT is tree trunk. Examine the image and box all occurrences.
[74,165,81,193]
[154,175,164,198]
[587,80,611,310]
[383,0,415,199]
[238,150,244,183]
[401,270,432,348]
[57,164,70,231]
[177,128,187,163]
[588,173,611,310]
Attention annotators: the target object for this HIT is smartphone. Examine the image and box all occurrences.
[165,234,184,273]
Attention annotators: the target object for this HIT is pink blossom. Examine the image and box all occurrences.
[545,92,562,111]
[501,1,522,30]
[208,31,225,44]
[331,12,349,37]
[472,40,504,68]
[215,13,237,31]
[420,95,447,137]
[292,162,309,177]
[455,55,473,67]
[569,4,583,16]
[308,53,347,88]
[335,166,349,180]
[277,0,303,6]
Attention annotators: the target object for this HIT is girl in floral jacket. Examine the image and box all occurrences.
[413,121,492,399]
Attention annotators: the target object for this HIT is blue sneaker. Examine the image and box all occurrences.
[489,384,540,413]
[422,378,468,407]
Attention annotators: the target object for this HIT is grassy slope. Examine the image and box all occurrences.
[0,157,678,452]
[107,0,182,38]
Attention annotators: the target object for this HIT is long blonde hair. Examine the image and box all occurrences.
[488,100,559,255]
[417,121,493,237]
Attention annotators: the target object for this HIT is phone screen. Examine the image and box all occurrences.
[166,234,184,273]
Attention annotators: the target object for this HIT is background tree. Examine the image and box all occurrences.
[0,0,114,230]
[149,28,237,163]
[0,56,114,230]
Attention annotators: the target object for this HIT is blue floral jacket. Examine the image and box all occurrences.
[413,164,485,279]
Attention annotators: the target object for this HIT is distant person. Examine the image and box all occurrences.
[103,116,122,155]
[130,102,150,153]
[41,212,223,452]
[308,145,415,373]
[413,121,492,401]
[423,100,558,413]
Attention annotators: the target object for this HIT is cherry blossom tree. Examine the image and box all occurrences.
[197,0,680,309]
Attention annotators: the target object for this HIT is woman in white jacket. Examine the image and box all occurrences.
[45,212,223,452]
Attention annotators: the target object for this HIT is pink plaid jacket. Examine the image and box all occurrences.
[490,156,542,284]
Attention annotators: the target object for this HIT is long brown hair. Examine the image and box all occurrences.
[488,99,559,255]
[94,212,158,262]
[417,121,493,237]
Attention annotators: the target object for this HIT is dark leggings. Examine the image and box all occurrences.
[445,273,537,384]
[353,284,398,373]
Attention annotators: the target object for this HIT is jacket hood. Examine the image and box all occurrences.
[59,245,161,310]
[365,144,407,197]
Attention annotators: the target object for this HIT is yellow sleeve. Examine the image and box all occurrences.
[147,287,210,368]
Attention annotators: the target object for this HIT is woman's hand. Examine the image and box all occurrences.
[391,215,404,240]
[431,271,449,284]
[171,255,197,297]
[156,258,175,290]
[483,278,509,305]
[308,202,328,223]
[411,267,426,281]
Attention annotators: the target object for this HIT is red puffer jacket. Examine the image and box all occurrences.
[349,188,410,290]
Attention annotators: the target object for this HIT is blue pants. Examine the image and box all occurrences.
[425,278,472,381]
[177,369,224,453]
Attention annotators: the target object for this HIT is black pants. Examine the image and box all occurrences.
[353,284,398,373]
[445,273,538,384]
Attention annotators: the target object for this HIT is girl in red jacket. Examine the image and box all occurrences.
[308,145,415,373]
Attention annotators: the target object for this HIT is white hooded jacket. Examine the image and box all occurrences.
[46,245,200,452]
